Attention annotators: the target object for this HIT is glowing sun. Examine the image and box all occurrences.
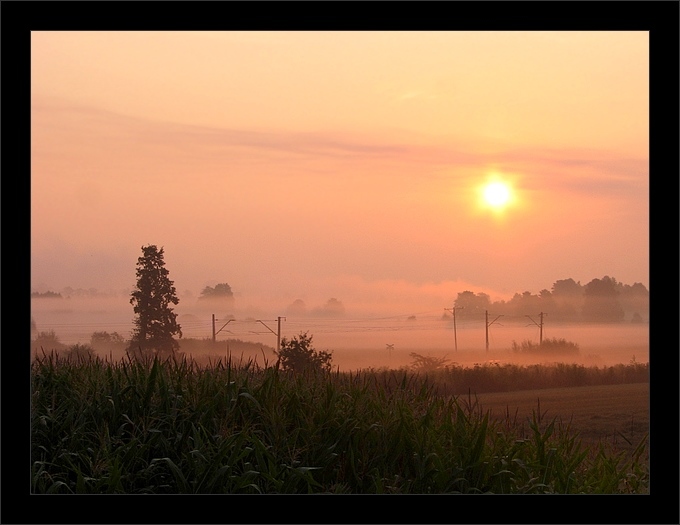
[483,181,512,208]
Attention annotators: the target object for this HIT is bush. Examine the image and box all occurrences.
[512,337,579,355]
[33,330,67,352]
[275,332,332,374]
[65,343,96,362]
[409,352,450,372]
[90,331,125,346]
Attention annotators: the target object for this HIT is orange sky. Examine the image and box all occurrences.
[31,31,649,315]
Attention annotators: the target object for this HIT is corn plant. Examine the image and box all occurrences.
[31,354,649,494]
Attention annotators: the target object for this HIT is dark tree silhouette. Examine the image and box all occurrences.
[286,299,307,316]
[454,291,490,318]
[617,282,649,322]
[550,278,584,321]
[551,278,583,297]
[582,276,625,322]
[275,332,332,374]
[199,283,234,301]
[312,298,346,318]
[129,245,182,357]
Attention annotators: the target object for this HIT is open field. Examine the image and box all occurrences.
[475,383,649,454]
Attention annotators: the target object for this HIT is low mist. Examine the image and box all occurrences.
[32,293,649,371]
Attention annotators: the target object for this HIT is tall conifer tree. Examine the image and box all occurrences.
[129,245,182,356]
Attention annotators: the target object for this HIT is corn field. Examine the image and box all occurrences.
[31,353,649,494]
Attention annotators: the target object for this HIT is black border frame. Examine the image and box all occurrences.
[3,2,678,524]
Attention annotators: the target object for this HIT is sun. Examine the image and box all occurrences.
[483,181,511,208]
[478,177,515,212]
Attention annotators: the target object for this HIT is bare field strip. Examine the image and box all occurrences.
[475,383,649,452]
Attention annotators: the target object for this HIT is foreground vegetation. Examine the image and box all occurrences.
[31,353,648,494]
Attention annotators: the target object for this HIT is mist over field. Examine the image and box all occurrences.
[31,291,649,371]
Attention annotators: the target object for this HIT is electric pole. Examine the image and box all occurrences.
[277,316,285,353]
[485,310,503,351]
[525,312,546,344]
[212,315,235,342]
[256,316,286,352]
[444,306,464,351]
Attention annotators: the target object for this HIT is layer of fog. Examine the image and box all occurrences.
[32,295,649,370]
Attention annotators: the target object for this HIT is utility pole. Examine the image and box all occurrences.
[444,306,464,351]
[212,315,235,342]
[277,316,285,353]
[256,316,286,352]
[525,312,546,344]
[485,310,503,351]
[386,344,394,358]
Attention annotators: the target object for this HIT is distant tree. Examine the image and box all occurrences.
[454,291,490,318]
[90,331,125,346]
[286,299,308,316]
[551,278,583,297]
[582,276,625,322]
[312,298,346,318]
[198,283,234,301]
[630,312,643,323]
[618,282,649,321]
[550,278,584,321]
[65,343,97,362]
[275,332,333,374]
[507,291,542,317]
[33,330,67,352]
[31,291,63,299]
[128,245,182,357]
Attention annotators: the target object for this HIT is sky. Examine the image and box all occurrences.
[31,31,649,317]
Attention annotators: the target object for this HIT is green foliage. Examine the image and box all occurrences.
[275,332,333,374]
[30,356,648,494]
[129,245,182,357]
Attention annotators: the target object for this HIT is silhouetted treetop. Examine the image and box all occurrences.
[199,283,234,301]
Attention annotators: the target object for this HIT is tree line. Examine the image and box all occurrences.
[448,277,648,324]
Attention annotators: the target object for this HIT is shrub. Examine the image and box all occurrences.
[65,343,96,362]
[275,332,332,374]
[512,337,579,355]
[33,330,67,352]
[409,352,450,372]
[90,331,125,346]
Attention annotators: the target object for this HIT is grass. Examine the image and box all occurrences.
[31,352,649,494]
